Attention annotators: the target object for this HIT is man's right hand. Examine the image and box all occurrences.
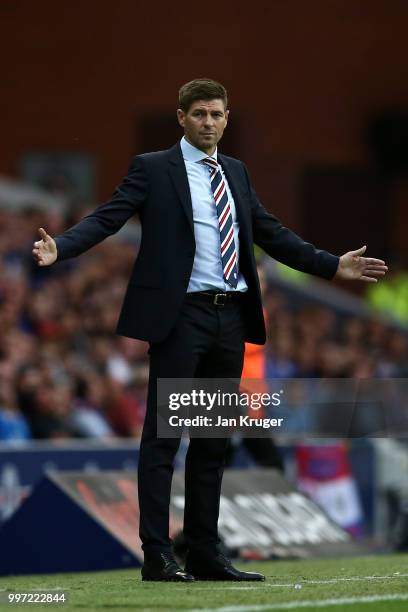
[32,227,58,266]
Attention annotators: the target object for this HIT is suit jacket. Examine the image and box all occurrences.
[55,143,339,344]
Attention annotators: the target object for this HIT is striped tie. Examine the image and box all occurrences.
[203,157,238,288]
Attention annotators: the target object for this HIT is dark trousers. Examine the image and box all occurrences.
[138,293,246,556]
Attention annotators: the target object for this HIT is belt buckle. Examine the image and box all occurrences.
[214,293,227,306]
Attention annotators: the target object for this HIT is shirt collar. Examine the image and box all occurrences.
[180,136,218,164]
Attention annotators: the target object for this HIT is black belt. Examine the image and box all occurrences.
[187,291,244,306]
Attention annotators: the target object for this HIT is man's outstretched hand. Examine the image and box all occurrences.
[335,246,388,282]
[32,227,57,266]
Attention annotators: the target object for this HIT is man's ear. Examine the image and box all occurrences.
[177,109,185,127]
[224,109,229,125]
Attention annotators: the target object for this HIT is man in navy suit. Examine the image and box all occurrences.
[33,78,387,581]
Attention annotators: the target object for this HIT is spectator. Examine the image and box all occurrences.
[0,373,31,443]
[68,374,114,439]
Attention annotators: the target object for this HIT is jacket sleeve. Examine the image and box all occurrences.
[243,164,339,280]
[55,155,148,261]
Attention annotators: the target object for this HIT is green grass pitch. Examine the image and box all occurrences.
[0,554,407,611]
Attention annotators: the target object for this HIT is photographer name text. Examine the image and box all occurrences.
[168,415,284,429]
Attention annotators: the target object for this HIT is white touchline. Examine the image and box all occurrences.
[171,573,408,590]
[187,592,408,612]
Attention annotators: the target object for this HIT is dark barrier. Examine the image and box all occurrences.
[0,441,375,536]
[0,472,143,576]
[172,470,363,559]
[0,469,363,575]
[0,441,141,527]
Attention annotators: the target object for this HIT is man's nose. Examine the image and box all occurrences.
[203,113,215,126]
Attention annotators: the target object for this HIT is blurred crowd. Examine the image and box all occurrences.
[0,207,148,443]
[264,293,408,380]
[0,207,407,444]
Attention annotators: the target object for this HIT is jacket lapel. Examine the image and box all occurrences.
[168,143,194,234]
[167,144,250,241]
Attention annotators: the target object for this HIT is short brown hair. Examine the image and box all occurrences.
[178,78,228,112]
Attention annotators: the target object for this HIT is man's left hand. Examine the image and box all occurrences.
[335,245,388,282]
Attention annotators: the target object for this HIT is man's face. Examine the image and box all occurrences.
[177,98,229,154]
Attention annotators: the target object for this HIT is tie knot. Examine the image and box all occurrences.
[203,157,218,172]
